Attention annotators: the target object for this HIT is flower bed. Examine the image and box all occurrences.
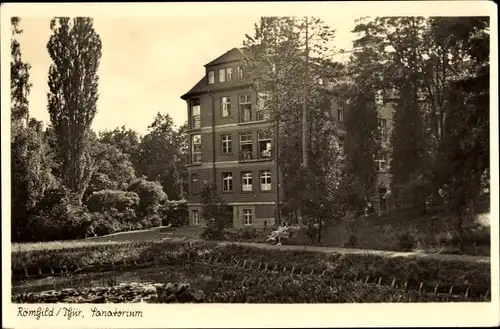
[12,240,490,300]
[13,263,473,303]
[208,245,490,298]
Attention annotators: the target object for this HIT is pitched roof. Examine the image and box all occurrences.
[204,47,246,67]
[181,47,253,100]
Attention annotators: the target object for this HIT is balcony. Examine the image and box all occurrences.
[240,145,253,161]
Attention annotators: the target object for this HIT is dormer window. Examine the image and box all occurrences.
[219,69,226,83]
[208,71,215,84]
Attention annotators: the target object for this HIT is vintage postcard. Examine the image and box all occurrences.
[1,1,498,328]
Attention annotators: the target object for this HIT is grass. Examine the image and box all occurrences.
[12,239,490,300]
[13,261,478,303]
[243,209,491,256]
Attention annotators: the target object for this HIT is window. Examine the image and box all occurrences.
[219,69,226,83]
[237,66,244,79]
[378,118,387,138]
[221,134,232,154]
[338,107,344,123]
[221,97,231,117]
[226,68,233,81]
[208,71,215,84]
[257,92,271,120]
[318,77,324,85]
[260,170,272,191]
[241,172,252,192]
[191,134,202,163]
[243,209,253,225]
[192,210,200,225]
[240,133,253,160]
[222,172,233,192]
[375,157,388,173]
[191,173,199,192]
[239,94,252,122]
[258,130,272,159]
[191,99,201,129]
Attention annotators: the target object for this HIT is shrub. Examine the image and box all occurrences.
[235,228,258,240]
[86,190,140,213]
[27,188,91,242]
[397,231,416,251]
[306,226,319,241]
[159,200,188,227]
[346,234,357,247]
[201,184,231,240]
[86,211,122,237]
[127,179,167,215]
[200,227,226,241]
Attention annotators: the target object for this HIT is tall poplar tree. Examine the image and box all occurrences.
[11,17,32,129]
[46,17,102,202]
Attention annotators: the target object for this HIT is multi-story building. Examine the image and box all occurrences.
[181,46,396,227]
[181,48,279,228]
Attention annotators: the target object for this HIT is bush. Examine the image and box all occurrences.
[28,188,91,242]
[235,228,258,240]
[397,231,416,251]
[86,190,140,213]
[200,227,227,241]
[86,211,123,237]
[127,179,167,215]
[159,200,188,227]
[346,234,357,247]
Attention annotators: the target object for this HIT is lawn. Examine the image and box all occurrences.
[11,239,491,303]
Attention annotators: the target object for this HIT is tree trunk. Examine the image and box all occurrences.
[302,17,309,168]
[318,218,322,243]
[456,208,464,251]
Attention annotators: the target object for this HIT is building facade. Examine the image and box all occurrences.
[181,48,279,228]
[181,47,396,227]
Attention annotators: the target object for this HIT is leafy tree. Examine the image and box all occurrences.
[11,120,59,242]
[85,140,137,199]
[46,17,102,202]
[10,18,59,242]
[297,111,342,242]
[200,184,231,240]
[127,178,167,215]
[435,17,490,249]
[341,27,384,211]
[10,17,32,129]
[343,88,380,210]
[86,190,140,213]
[99,126,141,166]
[136,113,187,200]
[242,16,338,224]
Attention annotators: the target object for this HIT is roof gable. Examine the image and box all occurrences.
[204,47,245,67]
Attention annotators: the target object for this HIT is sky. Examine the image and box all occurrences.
[17,15,358,135]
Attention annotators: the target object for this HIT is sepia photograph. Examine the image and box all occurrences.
[1,1,498,328]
